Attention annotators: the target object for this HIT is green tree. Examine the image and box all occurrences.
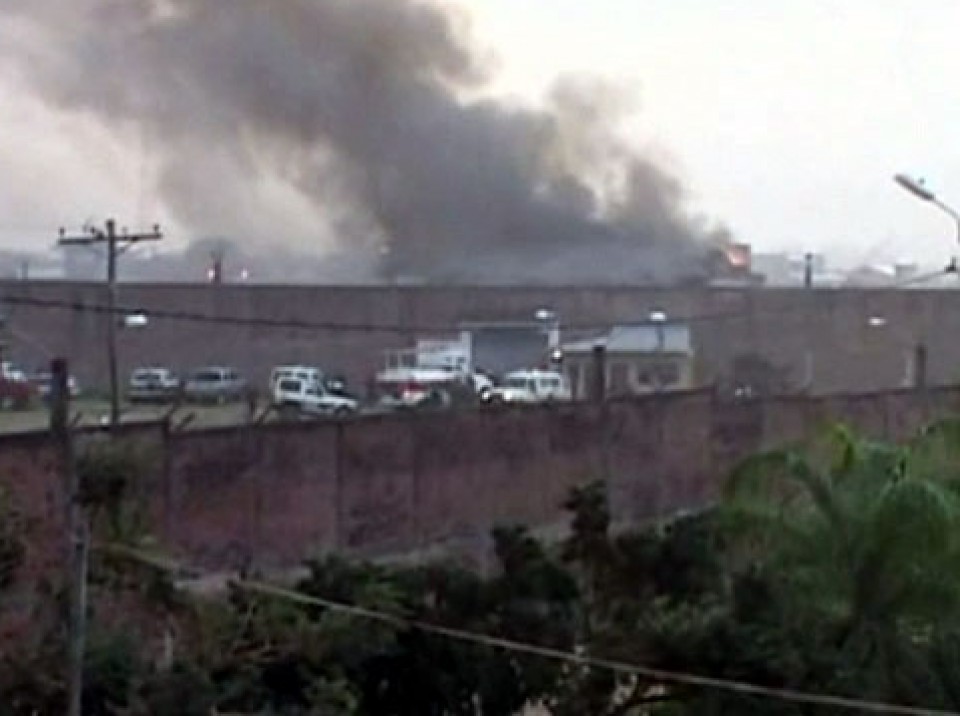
[294,530,578,716]
[718,422,960,709]
[554,482,724,715]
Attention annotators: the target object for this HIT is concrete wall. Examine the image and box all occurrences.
[3,281,959,395]
[2,387,958,581]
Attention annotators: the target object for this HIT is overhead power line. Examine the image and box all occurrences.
[0,272,956,338]
[98,542,960,716]
[241,580,960,716]
[0,293,747,334]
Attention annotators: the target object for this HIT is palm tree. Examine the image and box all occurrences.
[720,420,960,706]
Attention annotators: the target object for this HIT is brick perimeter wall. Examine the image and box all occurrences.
[2,387,957,586]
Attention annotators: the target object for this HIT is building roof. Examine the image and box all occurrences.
[563,324,692,355]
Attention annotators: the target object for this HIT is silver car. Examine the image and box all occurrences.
[183,366,247,404]
[128,367,181,403]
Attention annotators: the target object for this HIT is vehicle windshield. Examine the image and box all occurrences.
[505,376,533,389]
[273,368,320,382]
[191,369,223,382]
[278,378,302,393]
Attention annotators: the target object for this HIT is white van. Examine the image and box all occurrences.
[269,365,324,404]
[274,376,357,416]
[183,366,247,404]
[486,369,572,405]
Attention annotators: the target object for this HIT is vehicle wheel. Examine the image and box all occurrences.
[334,406,352,418]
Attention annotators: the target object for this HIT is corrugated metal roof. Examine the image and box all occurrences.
[563,324,692,355]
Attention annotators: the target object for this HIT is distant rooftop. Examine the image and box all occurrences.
[563,324,692,355]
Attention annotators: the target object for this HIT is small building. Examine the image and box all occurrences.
[562,323,695,399]
[383,334,472,373]
[458,318,558,376]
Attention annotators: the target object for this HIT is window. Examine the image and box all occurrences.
[192,369,222,382]
[279,378,302,393]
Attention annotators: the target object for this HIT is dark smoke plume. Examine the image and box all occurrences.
[3,0,730,284]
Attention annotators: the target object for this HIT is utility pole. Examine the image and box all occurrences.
[50,358,86,716]
[591,344,607,403]
[208,246,224,284]
[803,252,814,288]
[58,219,162,430]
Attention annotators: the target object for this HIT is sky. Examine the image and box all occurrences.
[2,0,959,269]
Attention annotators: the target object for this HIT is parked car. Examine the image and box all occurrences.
[484,369,572,405]
[183,366,247,404]
[0,362,33,409]
[274,376,358,416]
[2,362,27,382]
[269,365,325,404]
[374,367,458,410]
[128,367,181,403]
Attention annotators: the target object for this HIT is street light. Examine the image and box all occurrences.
[648,309,667,349]
[865,314,925,388]
[648,309,667,392]
[894,173,960,245]
[122,312,148,329]
[534,307,561,362]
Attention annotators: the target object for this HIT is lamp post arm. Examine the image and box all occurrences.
[932,198,960,245]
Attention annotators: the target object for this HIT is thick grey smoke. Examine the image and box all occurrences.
[3,0,729,284]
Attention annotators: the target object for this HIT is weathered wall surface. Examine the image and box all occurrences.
[0,424,167,646]
[3,387,959,580]
[0,433,63,592]
[3,282,959,394]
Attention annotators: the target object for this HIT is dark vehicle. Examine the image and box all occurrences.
[183,366,246,404]
[323,375,355,399]
[0,377,32,409]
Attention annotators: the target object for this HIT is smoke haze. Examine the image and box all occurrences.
[2,0,730,284]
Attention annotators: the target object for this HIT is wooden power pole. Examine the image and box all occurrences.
[50,358,86,716]
[58,219,162,430]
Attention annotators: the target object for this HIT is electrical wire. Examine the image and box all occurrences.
[98,542,960,716]
[0,292,748,334]
[239,580,960,716]
[0,272,956,337]
[891,263,957,289]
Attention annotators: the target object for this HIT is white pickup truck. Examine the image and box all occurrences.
[274,376,358,416]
